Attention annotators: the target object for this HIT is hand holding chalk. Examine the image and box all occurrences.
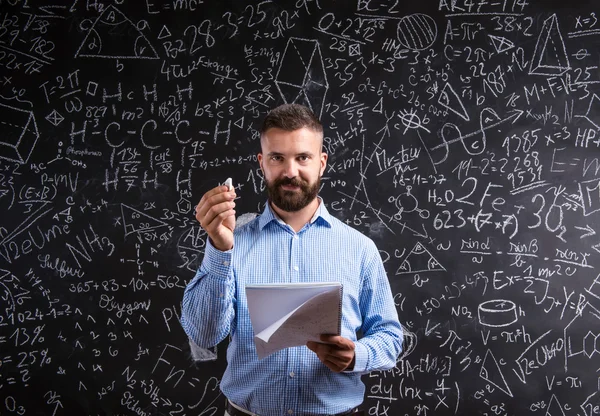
[224,177,233,191]
[195,177,237,251]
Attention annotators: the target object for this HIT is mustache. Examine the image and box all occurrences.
[276,177,305,187]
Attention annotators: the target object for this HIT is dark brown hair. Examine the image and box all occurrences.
[260,103,323,136]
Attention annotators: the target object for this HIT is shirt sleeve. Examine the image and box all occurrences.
[350,240,403,373]
[180,238,236,348]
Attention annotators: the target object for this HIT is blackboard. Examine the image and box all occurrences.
[1,0,600,415]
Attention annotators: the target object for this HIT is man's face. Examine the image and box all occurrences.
[258,127,327,212]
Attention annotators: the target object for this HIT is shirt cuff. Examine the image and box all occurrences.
[348,340,368,373]
[200,238,233,279]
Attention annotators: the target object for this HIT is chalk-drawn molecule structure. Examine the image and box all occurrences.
[396,242,446,275]
[396,14,437,51]
[529,14,570,76]
[477,299,518,328]
[275,38,329,118]
[75,5,159,60]
[480,349,513,397]
[0,102,40,164]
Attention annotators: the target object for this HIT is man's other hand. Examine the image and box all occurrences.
[306,335,355,372]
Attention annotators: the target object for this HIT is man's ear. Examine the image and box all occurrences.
[319,152,328,176]
[258,153,263,172]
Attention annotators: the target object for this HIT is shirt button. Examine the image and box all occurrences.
[293,235,299,239]
[293,266,299,271]
[289,371,295,378]
[219,293,224,298]
[287,410,294,415]
[222,261,230,266]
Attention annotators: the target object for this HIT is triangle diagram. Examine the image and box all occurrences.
[157,25,172,40]
[396,242,446,275]
[489,35,515,54]
[480,349,513,397]
[546,394,566,416]
[121,204,168,236]
[438,83,470,121]
[529,14,570,76]
[75,5,159,59]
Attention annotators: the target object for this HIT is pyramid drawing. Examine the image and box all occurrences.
[489,35,515,54]
[75,5,158,59]
[480,349,513,397]
[396,242,446,275]
[438,83,470,121]
[529,14,570,76]
[546,394,566,416]
[121,204,168,237]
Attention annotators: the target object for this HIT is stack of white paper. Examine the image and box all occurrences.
[245,282,342,359]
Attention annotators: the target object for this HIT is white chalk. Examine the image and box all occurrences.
[224,177,233,191]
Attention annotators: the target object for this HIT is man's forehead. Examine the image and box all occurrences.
[261,128,322,150]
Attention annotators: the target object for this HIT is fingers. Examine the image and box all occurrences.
[320,334,354,350]
[198,199,235,230]
[306,337,355,372]
[196,186,236,228]
[195,186,237,251]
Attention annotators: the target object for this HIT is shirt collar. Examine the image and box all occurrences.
[258,197,333,230]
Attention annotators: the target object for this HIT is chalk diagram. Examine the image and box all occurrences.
[431,107,523,165]
[546,394,567,416]
[396,13,437,51]
[75,5,159,59]
[578,177,600,217]
[396,242,446,275]
[0,102,40,164]
[392,186,430,220]
[45,109,65,127]
[478,299,518,328]
[529,14,570,76]
[574,93,600,134]
[121,204,168,237]
[438,82,470,122]
[488,34,515,54]
[398,109,431,134]
[275,37,329,118]
[0,269,16,313]
[563,280,600,370]
[480,349,513,397]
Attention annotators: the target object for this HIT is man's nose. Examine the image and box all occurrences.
[283,160,298,178]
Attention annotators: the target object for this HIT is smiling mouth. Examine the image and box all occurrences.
[281,184,300,191]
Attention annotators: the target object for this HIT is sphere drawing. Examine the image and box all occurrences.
[397,13,437,51]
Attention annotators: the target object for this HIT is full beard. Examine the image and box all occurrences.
[266,176,320,212]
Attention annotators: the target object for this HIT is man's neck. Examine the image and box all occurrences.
[270,198,320,233]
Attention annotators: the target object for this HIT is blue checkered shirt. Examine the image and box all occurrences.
[181,199,403,415]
